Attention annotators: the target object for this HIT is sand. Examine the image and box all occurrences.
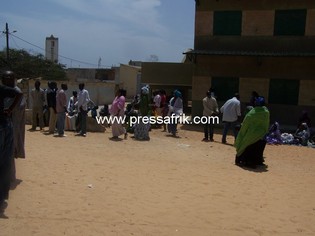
[1,124,315,236]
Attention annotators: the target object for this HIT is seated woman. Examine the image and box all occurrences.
[294,122,310,146]
[266,121,282,145]
[235,96,270,168]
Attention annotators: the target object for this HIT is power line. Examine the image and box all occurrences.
[9,33,111,68]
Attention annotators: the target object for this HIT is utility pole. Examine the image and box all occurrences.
[5,22,10,62]
[3,23,16,67]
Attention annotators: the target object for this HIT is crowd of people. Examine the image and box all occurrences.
[108,85,183,140]
[30,81,91,137]
[218,90,315,168]
[265,111,315,147]
[1,71,95,210]
[2,70,315,211]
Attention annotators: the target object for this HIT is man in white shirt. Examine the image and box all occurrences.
[67,91,78,116]
[75,83,90,136]
[220,93,241,144]
[202,90,219,142]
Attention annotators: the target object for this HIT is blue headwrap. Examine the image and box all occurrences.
[255,96,265,107]
[174,90,182,98]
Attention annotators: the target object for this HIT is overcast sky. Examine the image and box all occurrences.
[0,0,195,68]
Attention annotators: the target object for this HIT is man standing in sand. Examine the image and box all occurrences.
[2,71,26,183]
[55,84,68,137]
[75,83,90,137]
[30,80,45,131]
[202,90,219,142]
[220,93,241,144]
[46,81,57,134]
[0,71,23,207]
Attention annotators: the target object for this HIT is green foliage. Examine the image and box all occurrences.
[0,48,67,80]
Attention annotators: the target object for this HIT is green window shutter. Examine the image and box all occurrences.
[211,77,239,101]
[213,11,242,36]
[274,9,306,36]
[269,79,300,105]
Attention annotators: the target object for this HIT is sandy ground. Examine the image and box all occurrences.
[1,124,315,236]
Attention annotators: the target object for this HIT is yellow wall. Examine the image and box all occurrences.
[195,11,213,36]
[120,64,141,99]
[242,10,274,36]
[306,9,315,36]
[192,76,211,101]
[239,78,270,103]
[299,80,315,106]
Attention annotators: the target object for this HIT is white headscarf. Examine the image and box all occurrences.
[141,85,149,95]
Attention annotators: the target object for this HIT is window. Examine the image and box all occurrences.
[211,77,239,101]
[268,79,299,105]
[213,11,242,35]
[274,9,306,36]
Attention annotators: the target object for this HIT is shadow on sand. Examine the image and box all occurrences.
[10,179,23,190]
[236,163,269,173]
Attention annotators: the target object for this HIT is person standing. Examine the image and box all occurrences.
[109,89,127,140]
[0,72,23,208]
[55,84,68,137]
[202,90,219,142]
[153,90,162,116]
[2,71,26,183]
[167,90,183,137]
[134,86,151,140]
[248,91,259,108]
[220,93,241,144]
[235,96,269,168]
[75,83,90,137]
[46,81,57,134]
[160,90,168,132]
[31,80,45,131]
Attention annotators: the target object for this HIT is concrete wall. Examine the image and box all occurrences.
[142,62,193,86]
[195,11,213,36]
[306,9,315,35]
[195,55,315,80]
[242,10,275,36]
[27,80,117,108]
[66,68,97,81]
[239,78,270,103]
[299,80,315,106]
[195,8,315,37]
[142,62,193,112]
[191,0,315,126]
[119,64,141,99]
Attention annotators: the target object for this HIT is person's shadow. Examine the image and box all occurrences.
[10,179,23,190]
[236,163,269,173]
[109,137,123,142]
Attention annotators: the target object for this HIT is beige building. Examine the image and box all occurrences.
[142,62,193,111]
[186,0,315,126]
[119,64,141,99]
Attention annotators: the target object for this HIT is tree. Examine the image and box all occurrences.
[0,48,67,80]
[147,54,159,62]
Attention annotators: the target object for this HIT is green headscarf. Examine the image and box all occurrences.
[235,106,270,156]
